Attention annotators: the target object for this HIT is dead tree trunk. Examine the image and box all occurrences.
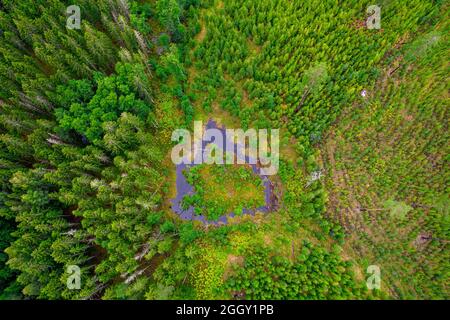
[294,87,310,114]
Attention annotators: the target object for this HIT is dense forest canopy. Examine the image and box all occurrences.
[0,0,448,300]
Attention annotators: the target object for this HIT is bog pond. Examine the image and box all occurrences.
[171,119,278,225]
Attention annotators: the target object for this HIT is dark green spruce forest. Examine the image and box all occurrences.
[0,0,448,300]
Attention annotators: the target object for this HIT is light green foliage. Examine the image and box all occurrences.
[182,164,265,220]
[383,199,413,221]
[223,243,367,299]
